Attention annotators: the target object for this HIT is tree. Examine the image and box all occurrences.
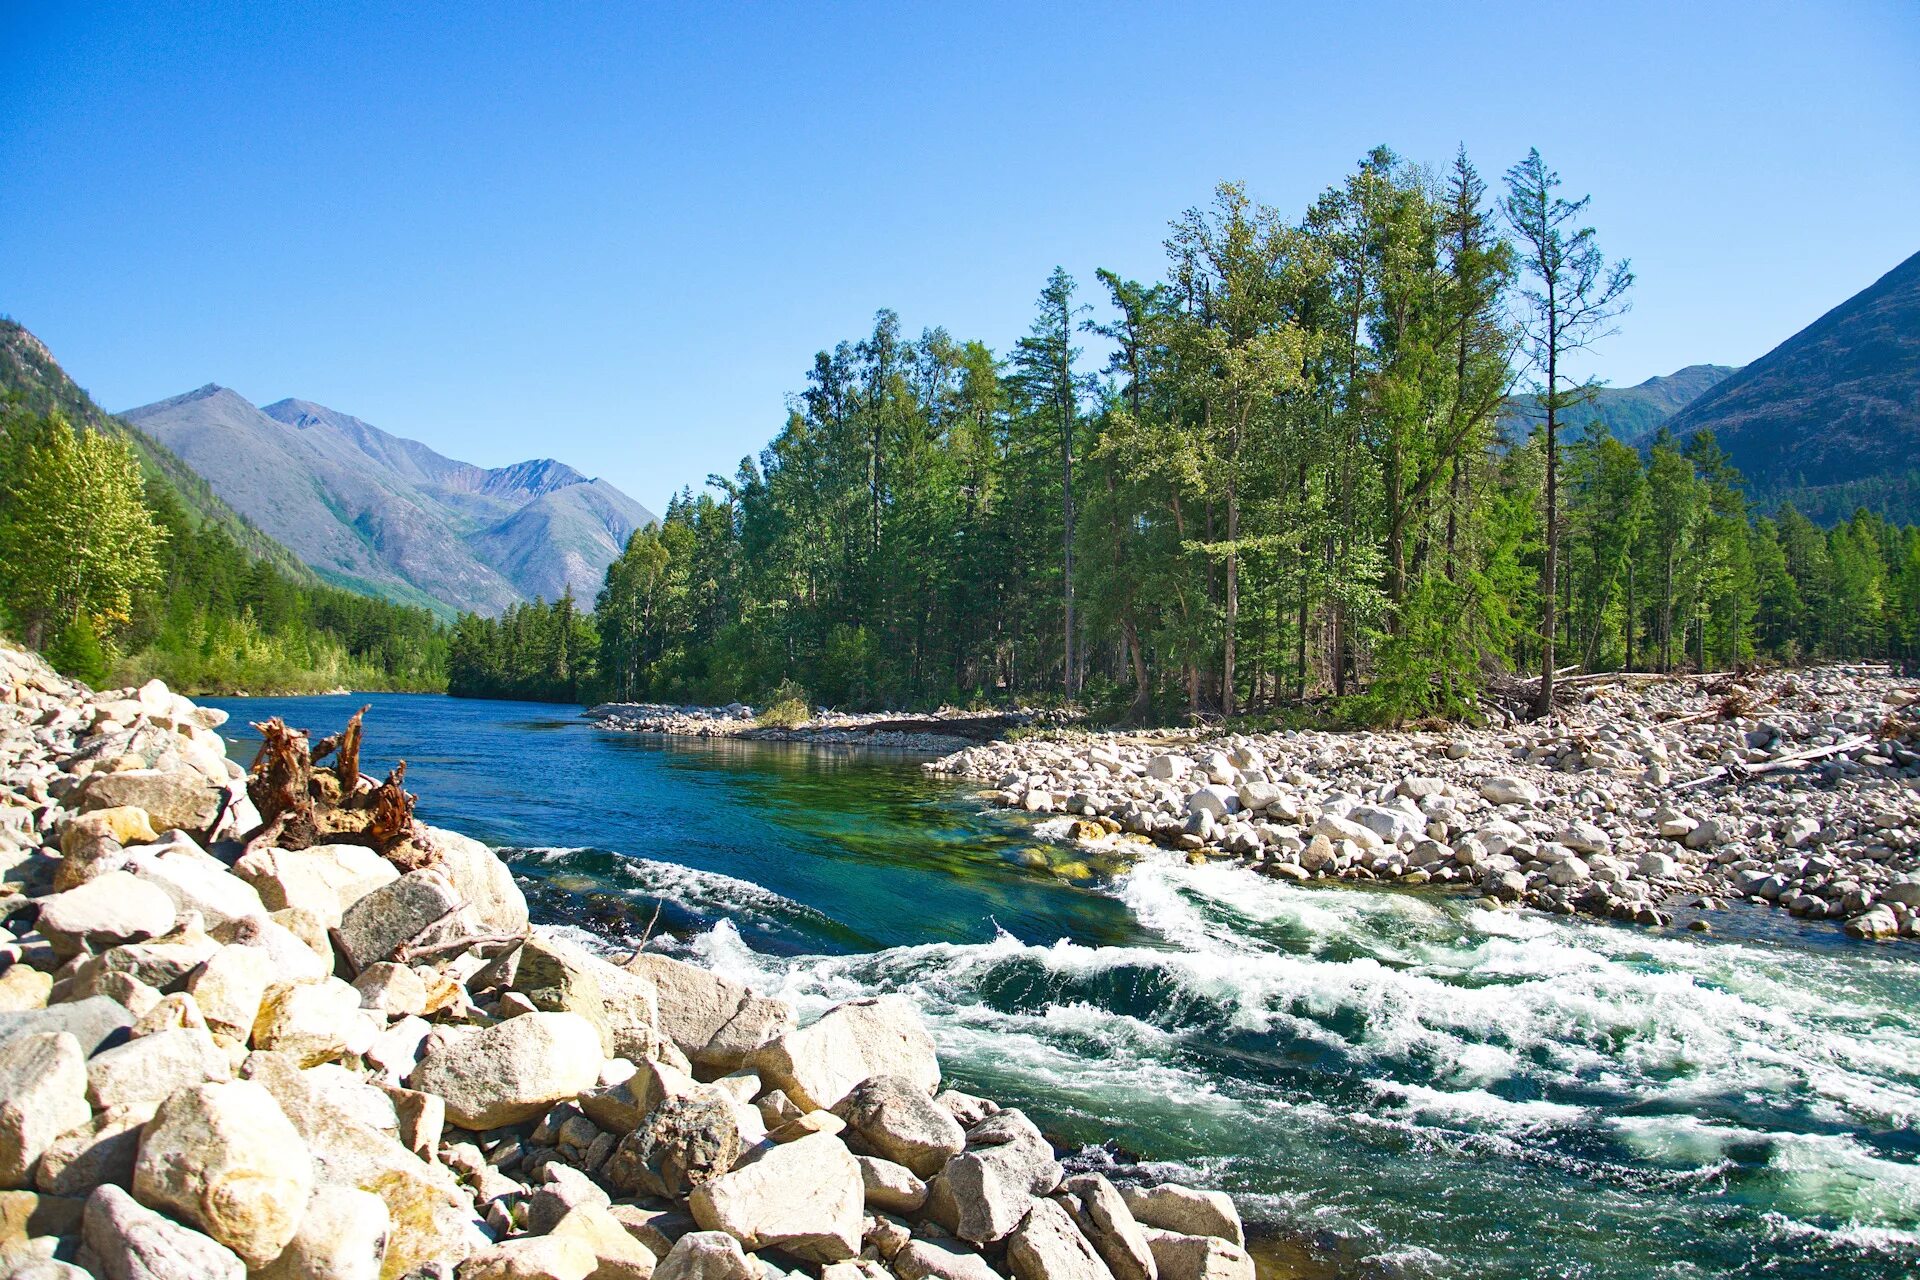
[1502,150,1632,713]
[0,411,166,649]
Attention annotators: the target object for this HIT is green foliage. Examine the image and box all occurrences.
[45,610,106,686]
[756,680,812,728]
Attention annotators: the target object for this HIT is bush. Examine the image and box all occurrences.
[756,678,812,728]
[45,612,107,687]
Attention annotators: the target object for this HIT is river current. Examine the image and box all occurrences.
[209,693,1920,1280]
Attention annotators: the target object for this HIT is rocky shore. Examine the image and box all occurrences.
[0,641,1248,1280]
[928,666,1920,941]
[583,706,1043,756]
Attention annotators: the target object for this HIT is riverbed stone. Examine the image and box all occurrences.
[1061,1174,1156,1280]
[835,1074,966,1178]
[653,1230,755,1280]
[623,952,794,1072]
[254,1185,390,1280]
[420,826,529,935]
[1008,1198,1114,1280]
[184,944,276,1042]
[77,770,224,838]
[251,977,376,1065]
[34,1106,144,1196]
[688,1130,863,1262]
[86,1025,231,1114]
[927,1110,1061,1246]
[747,997,938,1113]
[334,868,466,973]
[508,931,661,1062]
[35,871,176,959]
[892,1239,1000,1280]
[461,1237,597,1280]
[547,1201,659,1280]
[0,995,135,1059]
[1117,1186,1241,1247]
[407,1010,603,1128]
[1137,1230,1252,1280]
[131,1079,315,1267]
[78,1183,245,1280]
[234,843,400,924]
[855,1154,927,1214]
[605,1094,740,1199]
[0,1031,91,1188]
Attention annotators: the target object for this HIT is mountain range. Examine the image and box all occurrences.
[122,386,657,617]
[1500,364,1741,446]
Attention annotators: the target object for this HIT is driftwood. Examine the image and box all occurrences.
[243,707,426,862]
[311,704,370,794]
[1670,735,1871,793]
[245,717,317,848]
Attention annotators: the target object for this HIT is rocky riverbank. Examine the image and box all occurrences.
[0,641,1249,1280]
[584,705,1044,755]
[928,666,1920,941]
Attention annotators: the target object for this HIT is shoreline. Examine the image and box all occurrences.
[0,641,1256,1280]
[924,666,1920,942]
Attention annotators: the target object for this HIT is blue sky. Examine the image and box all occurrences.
[3,1,1916,515]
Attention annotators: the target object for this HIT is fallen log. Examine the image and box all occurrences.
[1671,735,1871,792]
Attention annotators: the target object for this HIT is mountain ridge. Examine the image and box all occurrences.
[123,385,658,616]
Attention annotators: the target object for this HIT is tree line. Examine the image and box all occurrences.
[439,145,1920,719]
[1,399,449,693]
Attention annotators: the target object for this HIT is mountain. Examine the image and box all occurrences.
[0,320,312,578]
[1501,364,1739,446]
[122,387,658,616]
[1666,248,1920,522]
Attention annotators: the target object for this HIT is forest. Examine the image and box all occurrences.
[0,398,448,694]
[449,148,1920,721]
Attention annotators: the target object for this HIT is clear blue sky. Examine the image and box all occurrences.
[4,1,1916,515]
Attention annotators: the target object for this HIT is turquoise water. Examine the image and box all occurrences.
[211,693,1920,1280]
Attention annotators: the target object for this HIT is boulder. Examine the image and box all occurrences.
[407,1010,603,1128]
[1137,1230,1252,1280]
[124,842,264,930]
[652,1231,755,1280]
[131,1079,315,1267]
[334,868,465,974]
[77,770,224,837]
[604,1094,741,1199]
[460,1237,598,1280]
[212,915,331,985]
[508,932,661,1062]
[60,807,157,855]
[77,926,222,994]
[834,1074,965,1178]
[353,963,430,1018]
[623,952,794,1072]
[0,1032,90,1188]
[234,843,400,925]
[855,1154,927,1214]
[34,1106,144,1197]
[252,978,377,1066]
[0,996,135,1058]
[1117,1186,1241,1247]
[1144,756,1191,782]
[547,1201,659,1280]
[1061,1174,1156,1280]
[0,967,51,1013]
[687,1130,863,1262]
[927,1110,1061,1246]
[1007,1198,1114,1280]
[746,997,938,1113]
[86,1026,232,1114]
[421,827,529,935]
[892,1239,1000,1280]
[78,1183,245,1280]
[253,1185,390,1280]
[0,1189,84,1244]
[184,945,277,1042]
[1478,777,1540,807]
[35,872,176,959]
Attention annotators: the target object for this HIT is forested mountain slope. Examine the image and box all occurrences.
[1501,364,1737,446]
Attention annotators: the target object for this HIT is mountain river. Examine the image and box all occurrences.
[208,693,1920,1280]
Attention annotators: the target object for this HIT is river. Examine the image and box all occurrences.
[207,693,1920,1280]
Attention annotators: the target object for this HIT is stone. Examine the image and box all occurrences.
[652,1231,755,1280]
[0,1189,83,1246]
[122,840,262,930]
[1185,787,1235,822]
[211,916,330,985]
[0,966,51,1012]
[0,995,135,1058]
[1845,905,1899,939]
[623,952,794,1072]
[353,962,430,1018]
[78,1183,245,1280]
[184,945,276,1042]
[334,868,465,974]
[0,1032,90,1188]
[1478,777,1540,806]
[1137,1230,1252,1280]
[892,1239,1000,1280]
[407,1010,603,1129]
[687,1130,862,1262]
[835,1074,966,1178]
[86,1026,231,1114]
[508,932,661,1062]
[1061,1174,1156,1280]
[77,770,224,837]
[233,843,400,925]
[252,978,376,1066]
[1546,857,1591,887]
[1636,851,1679,880]
[746,997,938,1113]
[605,1094,741,1199]
[253,1185,390,1280]
[131,1079,315,1267]
[928,1110,1061,1246]
[460,1237,598,1280]
[548,1201,659,1280]
[34,1106,144,1196]
[77,926,222,994]
[60,807,156,855]
[1117,1186,1241,1247]
[421,827,529,936]
[607,1205,697,1261]
[855,1154,927,1214]
[35,872,176,959]
[1144,756,1191,783]
[1882,879,1920,908]
[1007,1198,1114,1280]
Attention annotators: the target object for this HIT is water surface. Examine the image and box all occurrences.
[211,693,1920,1280]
